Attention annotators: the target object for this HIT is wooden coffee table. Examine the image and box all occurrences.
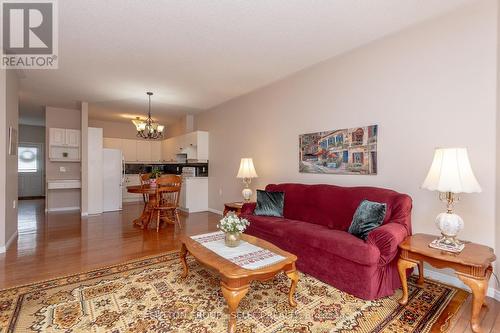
[397,234,496,333]
[179,233,299,333]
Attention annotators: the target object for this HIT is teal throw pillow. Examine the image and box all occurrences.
[348,200,387,240]
[254,190,285,217]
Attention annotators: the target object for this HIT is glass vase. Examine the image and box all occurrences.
[224,232,241,247]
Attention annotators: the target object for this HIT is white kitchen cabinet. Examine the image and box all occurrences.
[102,131,209,163]
[49,128,81,147]
[65,129,81,147]
[121,139,138,162]
[136,140,152,161]
[161,140,169,161]
[179,177,208,213]
[122,174,142,202]
[196,131,209,161]
[49,128,81,162]
[49,128,66,146]
[177,131,209,161]
[103,137,123,150]
[162,138,178,162]
[172,135,184,154]
[150,141,162,162]
[49,146,80,161]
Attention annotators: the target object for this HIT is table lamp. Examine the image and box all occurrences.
[421,148,481,252]
[237,158,258,202]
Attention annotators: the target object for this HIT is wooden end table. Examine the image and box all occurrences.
[223,202,244,216]
[397,233,496,333]
[179,233,298,333]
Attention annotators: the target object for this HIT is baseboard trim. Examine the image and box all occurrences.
[423,268,499,301]
[47,207,81,213]
[0,231,18,253]
[208,208,223,215]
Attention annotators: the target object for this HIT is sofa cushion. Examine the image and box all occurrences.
[244,215,300,239]
[265,183,410,231]
[254,190,285,217]
[246,215,380,266]
[348,200,387,240]
[284,222,381,266]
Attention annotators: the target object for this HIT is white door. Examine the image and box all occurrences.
[18,143,44,197]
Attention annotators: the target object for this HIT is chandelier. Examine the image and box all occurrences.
[132,92,165,139]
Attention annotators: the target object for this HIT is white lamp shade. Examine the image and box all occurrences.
[421,148,481,193]
[237,158,258,178]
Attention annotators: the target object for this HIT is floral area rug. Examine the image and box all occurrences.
[0,251,468,333]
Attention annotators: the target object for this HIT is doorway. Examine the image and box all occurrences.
[18,142,45,198]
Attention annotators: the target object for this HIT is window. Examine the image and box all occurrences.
[18,146,38,173]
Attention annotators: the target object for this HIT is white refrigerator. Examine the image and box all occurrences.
[102,148,123,212]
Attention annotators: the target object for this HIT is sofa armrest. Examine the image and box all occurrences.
[366,223,408,266]
[241,202,256,216]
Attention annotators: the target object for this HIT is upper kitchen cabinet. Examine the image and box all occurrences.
[65,129,81,147]
[150,141,162,162]
[49,128,81,162]
[195,131,209,161]
[136,140,152,162]
[162,131,209,161]
[103,137,123,150]
[49,128,66,146]
[102,130,209,163]
[161,139,176,162]
[121,139,138,162]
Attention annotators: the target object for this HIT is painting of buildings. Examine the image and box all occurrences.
[299,125,378,175]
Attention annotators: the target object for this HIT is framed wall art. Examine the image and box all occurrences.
[299,125,378,175]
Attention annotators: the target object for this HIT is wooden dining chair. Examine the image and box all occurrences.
[139,173,151,203]
[152,175,182,232]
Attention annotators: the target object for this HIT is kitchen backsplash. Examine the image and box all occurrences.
[125,163,208,177]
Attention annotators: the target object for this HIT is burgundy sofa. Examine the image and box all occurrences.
[241,183,412,300]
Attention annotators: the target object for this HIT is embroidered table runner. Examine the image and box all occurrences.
[190,231,286,270]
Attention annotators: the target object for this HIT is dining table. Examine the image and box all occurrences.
[126,184,156,229]
[126,184,177,229]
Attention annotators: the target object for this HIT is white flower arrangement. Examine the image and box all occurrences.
[218,212,250,234]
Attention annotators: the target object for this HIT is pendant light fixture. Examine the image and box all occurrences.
[132,92,165,139]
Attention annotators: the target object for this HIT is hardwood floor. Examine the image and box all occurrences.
[2,199,499,332]
[2,199,220,288]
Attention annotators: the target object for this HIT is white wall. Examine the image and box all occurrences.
[197,0,498,280]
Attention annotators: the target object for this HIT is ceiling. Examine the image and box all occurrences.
[19,0,476,126]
